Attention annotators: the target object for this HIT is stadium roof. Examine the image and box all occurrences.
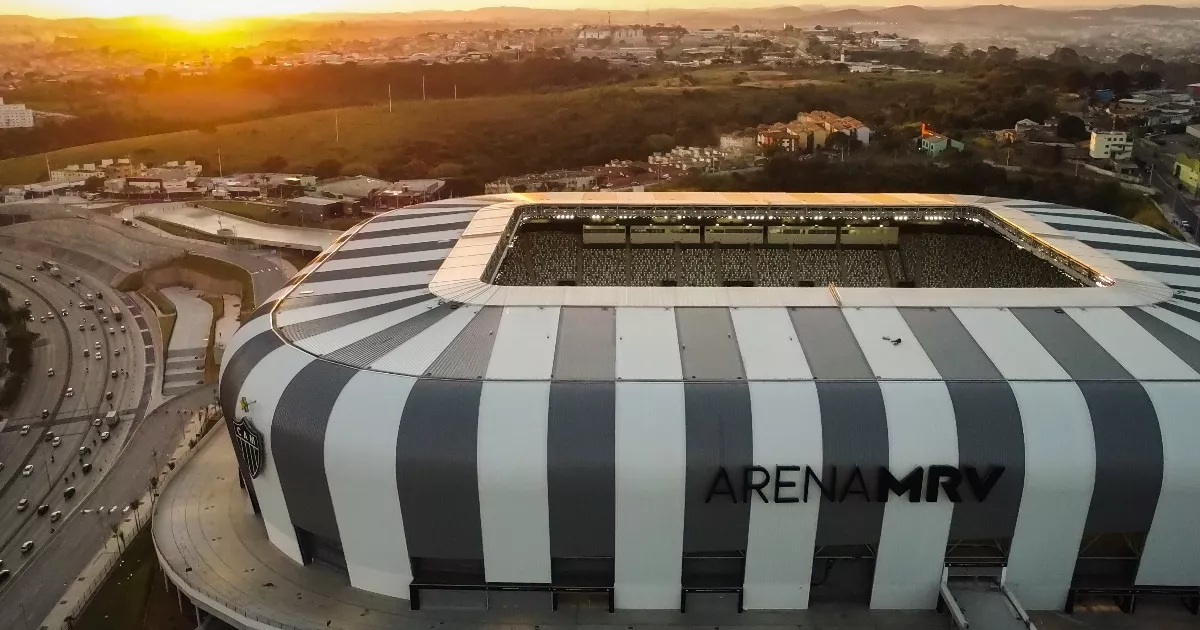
[225,192,1200,384]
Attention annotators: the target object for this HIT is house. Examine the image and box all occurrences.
[286,196,345,222]
[1187,83,1200,99]
[918,124,964,157]
[1109,98,1150,117]
[1088,131,1133,161]
[316,175,393,201]
[369,179,448,210]
[1014,119,1042,138]
[1174,153,1200,195]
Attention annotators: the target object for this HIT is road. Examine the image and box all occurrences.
[0,386,207,630]
[120,202,340,253]
[0,251,155,628]
[1135,136,1199,239]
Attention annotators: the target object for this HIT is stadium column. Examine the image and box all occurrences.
[613,307,686,609]
[731,307,821,610]
[842,308,957,610]
[954,307,1094,611]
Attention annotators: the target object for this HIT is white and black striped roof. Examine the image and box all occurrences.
[217,193,1200,611]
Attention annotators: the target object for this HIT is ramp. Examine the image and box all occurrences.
[944,574,1037,630]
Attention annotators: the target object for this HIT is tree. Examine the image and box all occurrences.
[655,48,665,62]
[1056,114,1088,142]
[226,56,254,73]
[1132,70,1161,90]
[1048,47,1080,65]
[643,133,675,153]
[429,162,465,178]
[263,56,278,66]
[261,155,289,172]
[1060,69,1090,93]
[740,47,762,65]
[1109,69,1131,96]
[143,68,159,83]
[83,175,105,193]
[948,43,968,60]
[313,159,343,180]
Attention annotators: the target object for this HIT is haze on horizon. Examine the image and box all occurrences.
[6,0,1187,20]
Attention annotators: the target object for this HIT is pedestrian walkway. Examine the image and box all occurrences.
[160,287,212,398]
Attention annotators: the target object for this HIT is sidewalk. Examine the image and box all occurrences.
[160,288,213,398]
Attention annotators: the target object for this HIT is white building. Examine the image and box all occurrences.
[50,164,104,183]
[1089,131,1133,161]
[0,98,34,129]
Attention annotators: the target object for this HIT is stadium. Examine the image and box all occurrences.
[218,192,1200,614]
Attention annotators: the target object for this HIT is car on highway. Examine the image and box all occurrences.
[83,348,90,357]
[110,370,119,378]
[114,348,121,357]
[97,291,104,299]
[91,418,102,427]
[89,323,96,331]
[39,315,45,323]
[30,275,37,282]
[36,504,48,516]
[78,324,85,331]
[40,409,49,419]
[105,391,113,401]
[68,281,75,287]
[120,325,126,332]
[78,446,91,456]
[22,465,33,476]
[45,311,53,319]
[23,298,29,306]
[46,367,54,376]
[20,541,33,554]
[94,341,101,349]
[49,510,62,522]
[99,431,111,441]
[0,569,9,582]
[75,276,81,283]
[94,352,102,360]
[17,499,28,512]
[51,436,62,447]
[86,293,93,301]
[108,327,115,335]
[78,301,85,308]
[20,425,29,435]
[61,309,69,317]
[83,303,94,310]
[65,387,74,398]
[63,487,76,499]
[81,463,92,475]
[101,315,108,323]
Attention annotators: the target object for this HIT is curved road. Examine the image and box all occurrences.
[0,253,151,629]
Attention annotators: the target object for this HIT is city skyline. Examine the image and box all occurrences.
[10,0,1200,20]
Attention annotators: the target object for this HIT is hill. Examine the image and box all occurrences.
[0,84,824,186]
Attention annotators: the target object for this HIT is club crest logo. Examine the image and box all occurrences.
[232,415,265,479]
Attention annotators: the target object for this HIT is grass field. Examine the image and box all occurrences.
[73,529,192,630]
[0,79,920,186]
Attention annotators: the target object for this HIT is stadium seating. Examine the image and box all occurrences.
[681,247,718,286]
[756,247,792,287]
[630,246,676,286]
[793,247,839,286]
[497,226,1077,290]
[582,247,626,286]
[840,248,890,287]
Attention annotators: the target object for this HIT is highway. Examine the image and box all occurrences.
[0,251,155,628]
[1135,136,1200,239]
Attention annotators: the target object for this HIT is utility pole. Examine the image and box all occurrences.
[217,149,223,177]
[422,75,426,101]
[335,110,340,144]
[44,155,51,181]
[454,84,458,100]
[388,83,393,113]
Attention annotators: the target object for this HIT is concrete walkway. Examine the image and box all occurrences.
[160,287,212,398]
[213,295,241,370]
[124,202,339,252]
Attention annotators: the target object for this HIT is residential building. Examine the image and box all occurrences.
[1188,83,1200,99]
[1109,98,1150,117]
[316,175,394,201]
[718,132,757,156]
[369,179,448,210]
[919,125,964,157]
[1088,131,1133,161]
[484,170,596,194]
[50,164,105,183]
[1175,153,1200,195]
[0,97,34,128]
[797,110,871,146]
[286,196,346,221]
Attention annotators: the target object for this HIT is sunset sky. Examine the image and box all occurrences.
[6,0,1147,20]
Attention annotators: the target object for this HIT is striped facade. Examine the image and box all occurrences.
[219,193,1200,612]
